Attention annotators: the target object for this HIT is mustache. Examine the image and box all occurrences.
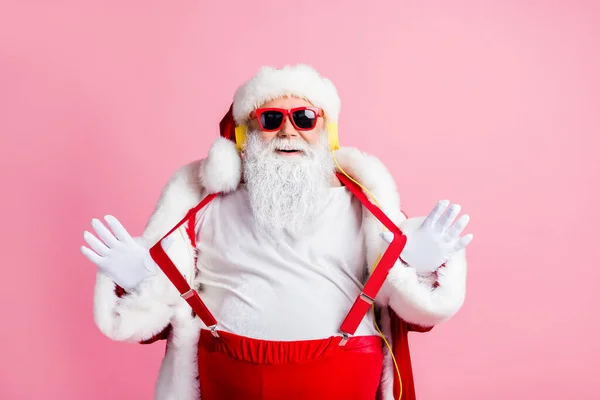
[270,138,310,151]
[247,130,320,156]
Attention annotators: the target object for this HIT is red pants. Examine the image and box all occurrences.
[197,329,384,400]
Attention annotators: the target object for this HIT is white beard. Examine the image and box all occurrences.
[242,130,336,237]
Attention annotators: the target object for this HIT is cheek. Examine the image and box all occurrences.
[302,127,324,145]
[259,130,278,142]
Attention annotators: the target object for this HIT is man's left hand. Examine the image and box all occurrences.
[381,200,473,276]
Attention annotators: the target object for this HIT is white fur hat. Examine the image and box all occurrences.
[232,64,341,126]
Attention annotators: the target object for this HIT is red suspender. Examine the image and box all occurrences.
[148,173,407,344]
[148,193,220,337]
[336,172,407,345]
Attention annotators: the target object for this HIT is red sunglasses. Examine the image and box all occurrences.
[250,107,323,132]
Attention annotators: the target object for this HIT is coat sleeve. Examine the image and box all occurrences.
[90,137,243,343]
[91,161,205,343]
[377,216,468,329]
[92,266,183,343]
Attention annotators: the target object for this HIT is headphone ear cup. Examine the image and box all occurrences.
[234,125,247,152]
[327,123,339,151]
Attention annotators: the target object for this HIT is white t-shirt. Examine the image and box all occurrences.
[193,184,379,341]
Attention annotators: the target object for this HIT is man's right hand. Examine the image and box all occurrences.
[80,215,173,291]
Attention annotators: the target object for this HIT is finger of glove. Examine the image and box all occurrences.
[454,233,474,252]
[104,215,134,243]
[438,204,461,233]
[91,218,119,248]
[380,231,394,244]
[81,245,103,266]
[422,200,450,229]
[83,231,110,256]
[446,214,470,240]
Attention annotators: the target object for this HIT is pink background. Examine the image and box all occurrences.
[1,1,599,399]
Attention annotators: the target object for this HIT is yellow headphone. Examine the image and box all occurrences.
[233,122,340,152]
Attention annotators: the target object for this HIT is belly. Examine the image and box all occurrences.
[198,273,379,341]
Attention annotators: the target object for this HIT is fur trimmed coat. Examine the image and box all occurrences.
[92,137,468,400]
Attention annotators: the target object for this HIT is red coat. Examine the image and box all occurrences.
[94,137,468,399]
[119,170,435,400]
[390,314,433,400]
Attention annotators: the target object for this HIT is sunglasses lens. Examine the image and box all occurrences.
[292,109,317,130]
[260,111,284,130]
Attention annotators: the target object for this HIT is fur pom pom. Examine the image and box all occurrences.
[200,136,242,194]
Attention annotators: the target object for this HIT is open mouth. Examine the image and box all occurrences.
[276,149,302,154]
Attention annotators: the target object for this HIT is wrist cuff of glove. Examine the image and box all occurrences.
[399,256,442,278]
[143,251,159,274]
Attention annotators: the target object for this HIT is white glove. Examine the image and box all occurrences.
[381,200,473,276]
[80,215,173,291]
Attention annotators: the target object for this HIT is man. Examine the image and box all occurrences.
[81,64,473,400]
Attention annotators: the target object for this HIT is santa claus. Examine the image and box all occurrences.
[81,64,473,400]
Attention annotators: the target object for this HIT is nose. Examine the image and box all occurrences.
[277,116,299,139]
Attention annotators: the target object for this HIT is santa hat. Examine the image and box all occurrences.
[220,64,341,142]
[233,64,341,125]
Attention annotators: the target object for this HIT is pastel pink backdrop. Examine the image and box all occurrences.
[1,1,598,399]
